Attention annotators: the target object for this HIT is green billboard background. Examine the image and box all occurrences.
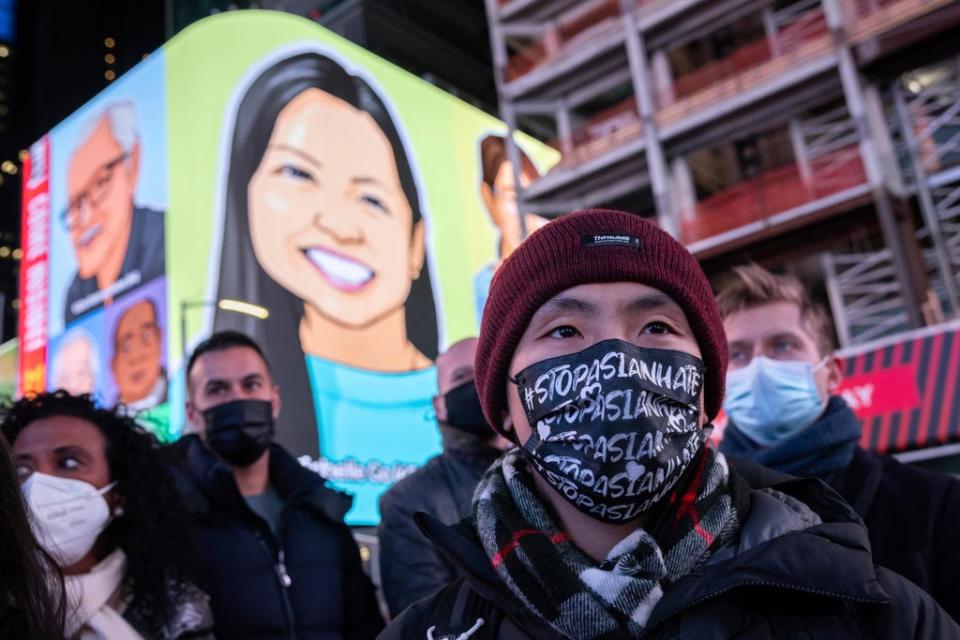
[164,11,557,524]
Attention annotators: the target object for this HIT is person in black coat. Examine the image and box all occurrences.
[378,337,512,617]
[170,330,384,639]
[382,463,957,639]
[717,264,960,621]
[379,209,958,639]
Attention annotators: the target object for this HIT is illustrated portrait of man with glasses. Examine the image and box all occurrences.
[111,297,167,412]
[62,101,166,324]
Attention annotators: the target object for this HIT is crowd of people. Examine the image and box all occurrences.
[1,208,959,639]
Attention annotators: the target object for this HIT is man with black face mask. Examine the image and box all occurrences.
[379,209,958,639]
[168,330,384,639]
[378,337,512,617]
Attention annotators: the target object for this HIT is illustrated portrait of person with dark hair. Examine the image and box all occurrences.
[212,50,442,522]
[111,297,167,413]
[474,134,548,325]
[62,101,165,324]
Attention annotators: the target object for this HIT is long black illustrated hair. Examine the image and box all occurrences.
[213,51,439,457]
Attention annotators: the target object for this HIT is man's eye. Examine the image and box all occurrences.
[642,321,670,335]
[549,325,581,339]
[59,456,81,471]
[773,340,795,354]
[244,381,262,391]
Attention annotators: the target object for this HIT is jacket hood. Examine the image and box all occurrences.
[173,434,352,523]
[415,457,890,636]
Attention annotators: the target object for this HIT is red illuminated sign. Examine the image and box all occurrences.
[18,137,50,396]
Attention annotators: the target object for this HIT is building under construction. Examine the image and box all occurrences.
[484,0,960,352]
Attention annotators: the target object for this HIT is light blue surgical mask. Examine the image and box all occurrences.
[723,356,828,447]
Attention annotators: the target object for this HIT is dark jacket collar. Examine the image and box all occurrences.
[415,457,889,637]
[830,446,886,518]
[176,434,351,523]
[439,425,506,462]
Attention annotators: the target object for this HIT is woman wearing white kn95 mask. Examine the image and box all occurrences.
[2,391,214,640]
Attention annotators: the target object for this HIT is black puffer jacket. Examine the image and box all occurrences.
[723,396,960,621]
[378,433,501,617]
[378,461,959,639]
[831,443,960,621]
[169,435,384,640]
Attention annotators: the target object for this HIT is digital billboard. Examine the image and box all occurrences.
[0,338,16,399]
[20,10,558,524]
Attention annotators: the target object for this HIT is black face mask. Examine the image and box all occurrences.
[509,339,705,524]
[442,380,492,437]
[203,399,275,467]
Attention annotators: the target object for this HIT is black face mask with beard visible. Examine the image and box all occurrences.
[204,399,275,467]
[442,380,493,437]
[509,339,706,524]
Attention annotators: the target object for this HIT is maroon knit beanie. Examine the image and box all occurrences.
[475,208,727,437]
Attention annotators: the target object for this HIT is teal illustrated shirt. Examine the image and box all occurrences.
[305,355,441,525]
[474,262,496,329]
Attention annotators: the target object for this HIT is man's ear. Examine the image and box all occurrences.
[501,412,515,435]
[271,385,282,420]
[826,355,843,395]
[433,393,446,424]
[185,400,204,437]
[500,413,521,447]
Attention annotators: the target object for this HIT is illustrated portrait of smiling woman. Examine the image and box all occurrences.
[212,52,441,516]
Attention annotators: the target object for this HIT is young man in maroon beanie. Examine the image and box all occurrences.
[378,209,958,640]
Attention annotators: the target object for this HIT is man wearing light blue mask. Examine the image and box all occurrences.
[718,263,960,622]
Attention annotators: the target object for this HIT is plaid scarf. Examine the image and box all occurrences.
[473,446,741,639]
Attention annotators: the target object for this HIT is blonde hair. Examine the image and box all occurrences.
[716,264,835,356]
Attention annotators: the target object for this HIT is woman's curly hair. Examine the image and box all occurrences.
[0,391,201,637]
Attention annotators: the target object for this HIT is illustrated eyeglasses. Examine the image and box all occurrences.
[60,152,130,231]
[117,324,160,355]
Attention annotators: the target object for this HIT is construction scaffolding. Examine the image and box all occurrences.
[485,0,960,347]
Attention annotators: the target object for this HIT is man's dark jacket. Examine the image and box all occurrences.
[169,434,384,640]
[378,461,959,639]
[378,435,500,617]
[832,444,960,620]
[723,396,960,621]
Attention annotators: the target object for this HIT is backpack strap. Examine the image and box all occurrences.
[421,579,500,640]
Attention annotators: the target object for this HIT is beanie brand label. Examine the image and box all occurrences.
[582,233,641,250]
